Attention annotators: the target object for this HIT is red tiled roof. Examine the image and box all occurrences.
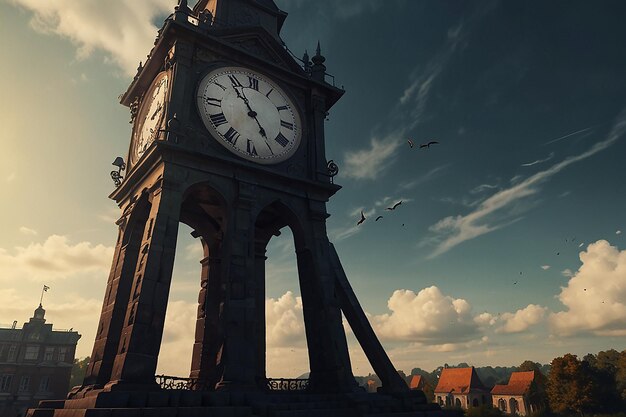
[434,367,488,394]
[409,375,423,390]
[491,371,535,396]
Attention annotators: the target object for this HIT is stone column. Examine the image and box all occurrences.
[79,197,151,391]
[297,206,355,393]
[254,241,267,383]
[215,185,260,390]
[189,238,225,389]
[106,183,182,389]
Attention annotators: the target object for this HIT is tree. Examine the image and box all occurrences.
[617,350,626,401]
[69,356,90,390]
[546,354,597,416]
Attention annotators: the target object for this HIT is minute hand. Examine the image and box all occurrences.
[231,84,274,155]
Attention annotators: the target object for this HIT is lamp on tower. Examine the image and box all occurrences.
[110,157,126,187]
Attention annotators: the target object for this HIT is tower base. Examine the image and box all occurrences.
[27,389,458,417]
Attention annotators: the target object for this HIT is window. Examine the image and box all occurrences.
[7,345,17,362]
[19,376,30,392]
[58,347,67,362]
[24,345,40,360]
[0,374,13,392]
[39,376,50,392]
[44,347,54,361]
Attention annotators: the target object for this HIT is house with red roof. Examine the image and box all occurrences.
[491,371,545,415]
[433,367,491,409]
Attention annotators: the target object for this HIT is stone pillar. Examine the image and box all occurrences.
[106,183,182,389]
[297,207,355,392]
[80,197,151,390]
[216,185,260,390]
[254,241,267,382]
[189,238,225,389]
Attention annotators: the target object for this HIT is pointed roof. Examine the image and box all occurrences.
[434,367,489,394]
[491,371,535,396]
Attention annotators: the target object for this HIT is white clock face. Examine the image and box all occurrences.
[131,71,169,164]
[197,67,302,164]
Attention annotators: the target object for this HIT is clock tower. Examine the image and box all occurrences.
[27,1,442,416]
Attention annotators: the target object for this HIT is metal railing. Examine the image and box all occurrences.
[155,375,309,392]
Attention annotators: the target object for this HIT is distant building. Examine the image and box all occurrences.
[491,371,545,415]
[0,304,80,417]
[409,374,425,390]
[434,366,491,409]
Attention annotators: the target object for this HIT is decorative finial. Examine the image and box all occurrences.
[312,41,326,65]
[175,0,188,11]
[302,50,311,73]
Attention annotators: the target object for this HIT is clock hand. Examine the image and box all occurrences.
[150,103,162,121]
[229,78,274,154]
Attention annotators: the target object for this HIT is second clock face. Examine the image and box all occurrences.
[197,67,302,164]
[131,71,169,165]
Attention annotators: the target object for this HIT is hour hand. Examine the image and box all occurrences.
[150,103,162,120]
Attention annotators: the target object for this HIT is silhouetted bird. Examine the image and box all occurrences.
[419,141,439,149]
[386,200,402,210]
[357,211,366,226]
[375,215,383,222]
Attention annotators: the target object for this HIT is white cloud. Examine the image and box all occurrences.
[550,240,626,337]
[470,183,499,195]
[497,304,547,333]
[7,0,173,76]
[541,265,551,270]
[266,291,306,348]
[561,268,574,277]
[0,235,113,283]
[342,136,402,180]
[19,226,38,236]
[521,152,554,167]
[425,109,626,258]
[474,312,497,327]
[617,230,622,235]
[370,286,482,344]
[158,300,196,376]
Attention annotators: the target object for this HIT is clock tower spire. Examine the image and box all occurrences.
[193,0,288,39]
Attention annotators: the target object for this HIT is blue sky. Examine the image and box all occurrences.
[1,0,625,378]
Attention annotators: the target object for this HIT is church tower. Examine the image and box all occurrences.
[27,1,441,416]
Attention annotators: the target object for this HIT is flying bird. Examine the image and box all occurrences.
[407,139,414,148]
[375,215,383,222]
[386,200,403,210]
[419,141,439,149]
[357,210,366,226]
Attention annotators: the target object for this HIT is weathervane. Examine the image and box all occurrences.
[40,284,50,305]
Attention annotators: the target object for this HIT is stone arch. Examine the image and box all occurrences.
[509,397,519,414]
[472,398,479,407]
[455,397,462,408]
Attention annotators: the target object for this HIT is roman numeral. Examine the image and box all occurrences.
[246,140,258,156]
[265,88,274,98]
[248,76,259,91]
[276,105,288,111]
[223,127,240,145]
[280,120,294,130]
[275,132,289,147]
[210,113,227,127]
[213,82,227,91]
[204,96,222,107]
[228,75,243,88]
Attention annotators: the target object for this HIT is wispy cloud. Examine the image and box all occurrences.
[342,136,403,180]
[542,126,594,146]
[425,109,626,258]
[521,152,554,167]
[7,0,173,76]
[541,265,551,270]
[19,227,38,236]
[470,182,499,195]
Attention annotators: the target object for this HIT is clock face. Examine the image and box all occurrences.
[196,66,302,164]
[131,71,169,165]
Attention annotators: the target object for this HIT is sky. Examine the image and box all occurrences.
[1,0,625,380]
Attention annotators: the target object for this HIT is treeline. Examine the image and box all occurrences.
[356,349,626,416]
